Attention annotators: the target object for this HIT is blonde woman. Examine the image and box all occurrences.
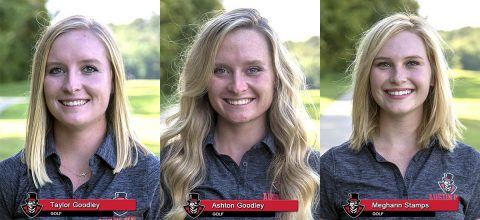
[0,15,160,219]
[320,13,480,219]
[160,8,320,220]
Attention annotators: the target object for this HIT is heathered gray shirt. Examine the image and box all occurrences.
[320,139,480,220]
[0,131,160,219]
[160,132,320,219]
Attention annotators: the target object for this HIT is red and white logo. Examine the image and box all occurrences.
[342,193,365,218]
[438,173,457,194]
[184,193,205,218]
[20,192,43,218]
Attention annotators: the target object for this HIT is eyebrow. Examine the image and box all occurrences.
[46,58,103,66]
[214,60,267,66]
[374,55,424,61]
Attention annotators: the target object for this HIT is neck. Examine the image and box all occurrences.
[375,109,422,151]
[53,120,107,164]
[214,117,267,164]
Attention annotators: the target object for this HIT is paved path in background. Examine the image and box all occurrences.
[0,97,27,114]
[320,90,353,155]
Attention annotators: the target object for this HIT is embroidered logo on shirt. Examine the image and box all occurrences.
[20,192,43,218]
[263,192,280,200]
[113,192,129,216]
[184,193,205,218]
[437,173,457,194]
[342,193,365,218]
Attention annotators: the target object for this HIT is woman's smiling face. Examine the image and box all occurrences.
[208,28,275,126]
[44,29,112,130]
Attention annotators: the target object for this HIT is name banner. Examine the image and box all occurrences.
[201,200,298,212]
[362,199,458,211]
[38,199,136,211]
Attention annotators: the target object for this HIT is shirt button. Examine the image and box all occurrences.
[242,162,247,167]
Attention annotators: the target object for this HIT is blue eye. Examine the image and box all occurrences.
[213,67,227,76]
[48,67,65,75]
[376,62,391,69]
[82,65,98,74]
[406,61,420,67]
[247,67,261,75]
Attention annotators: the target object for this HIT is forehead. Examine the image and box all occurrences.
[48,29,108,60]
[376,31,428,58]
[216,28,271,57]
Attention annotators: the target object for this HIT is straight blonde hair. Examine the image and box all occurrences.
[161,8,319,220]
[350,13,463,151]
[24,15,151,188]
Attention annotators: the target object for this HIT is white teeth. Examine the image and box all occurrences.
[387,90,412,96]
[61,100,87,106]
[226,98,253,105]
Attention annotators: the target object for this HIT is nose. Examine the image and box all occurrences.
[228,72,248,94]
[63,71,82,93]
[390,65,407,84]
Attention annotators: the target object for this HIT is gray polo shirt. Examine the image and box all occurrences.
[160,132,320,219]
[320,140,480,220]
[0,131,160,219]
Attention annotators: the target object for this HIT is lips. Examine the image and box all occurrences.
[59,99,89,107]
[224,98,254,105]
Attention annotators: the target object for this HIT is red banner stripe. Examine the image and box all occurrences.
[200,200,298,212]
[361,199,458,211]
[38,199,136,211]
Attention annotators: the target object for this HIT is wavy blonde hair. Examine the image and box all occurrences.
[350,13,463,151]
[23,15,151,188]
[160,8,319,220]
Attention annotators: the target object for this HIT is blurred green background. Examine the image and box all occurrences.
[321,0,480,151]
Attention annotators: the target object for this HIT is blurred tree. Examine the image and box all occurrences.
[111,15,160,79]
[286,36,320,89]
[320,0,419,76]
[0,0,48,83]
[160,0,223,96]
[441,27,480,71]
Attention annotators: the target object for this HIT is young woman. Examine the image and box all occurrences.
[160,8,320,220]
[0,15,160,219]
[320,13,480,219]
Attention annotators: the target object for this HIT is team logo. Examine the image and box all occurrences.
[438,173,457,194]
[113,192,128,216]
[342,193,365,218]
[20,192,43,218]
[183,193,205,218]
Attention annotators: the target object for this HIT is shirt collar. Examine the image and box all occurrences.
[203,129,276,154]
[45,129,117,169]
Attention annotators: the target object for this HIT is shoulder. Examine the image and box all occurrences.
[136,151,160,177]
[0,151,28,215]
[0,151,27,180]
[320,141,359,166]
[450,141,480,161]
[307,149,320,173]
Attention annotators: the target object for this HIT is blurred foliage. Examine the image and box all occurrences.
[111,15,160,79]
[440,27,480,71]
[160,0,223,96]
[320,0,419,75]
[286,36,320,89]
[0,0,48,83]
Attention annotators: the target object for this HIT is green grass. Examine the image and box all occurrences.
[0,80,160,159]
[0,81,30,97]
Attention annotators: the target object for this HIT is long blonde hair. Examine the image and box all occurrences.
[350,13,463,151]
[161,8,319,220]
[24,15,151,188]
